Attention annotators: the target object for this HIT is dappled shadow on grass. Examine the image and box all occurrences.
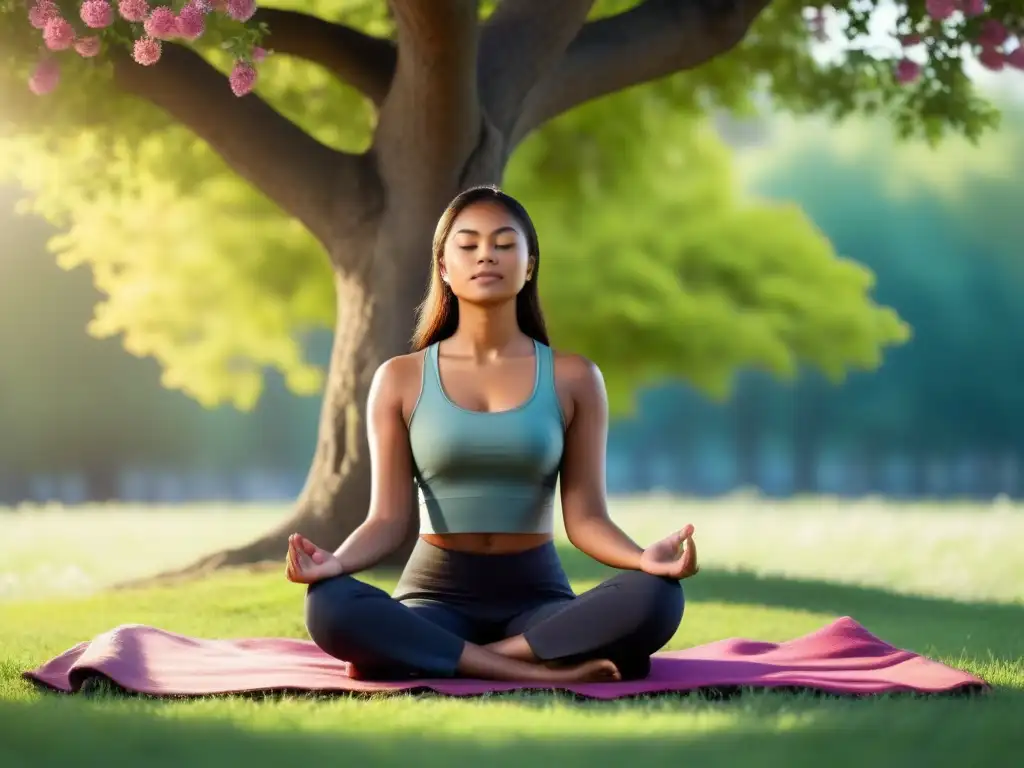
[553,544,1024,663]
[1,691,1019,768]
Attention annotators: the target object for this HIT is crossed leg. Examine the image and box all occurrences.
[304,574,621,682]
[487,570,685,680]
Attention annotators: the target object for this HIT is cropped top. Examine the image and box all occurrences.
[408,339,566,534]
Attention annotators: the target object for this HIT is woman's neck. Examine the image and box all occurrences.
[448,301,528,360]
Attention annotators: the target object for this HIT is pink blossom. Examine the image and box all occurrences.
[28,57,60,95]
[894,58,921,84]
[28,0,59,29]
[176,2,206,39]
[43,18,75,51]
[900,33,923,47]
[80,0,114,28]
[74,35,103,57]
[144,6,178,39]
[978,47,1005,71]
[192,0,213,10]
[960,0,986,17]
[807,9,827,43]
[133,36,162,65]
[225,0,255,22]
[252,46,269,62]
[229,60,257,96]
[1007,47,1024,71]
[118,0,150,22]
[975,20,1009,49]
[925,0,955,21]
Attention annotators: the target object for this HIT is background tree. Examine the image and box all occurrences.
[742,106,1024,494]
[0,0,1020,573]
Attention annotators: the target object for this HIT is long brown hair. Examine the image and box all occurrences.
[411,185,550,351]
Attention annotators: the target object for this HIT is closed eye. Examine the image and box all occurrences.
[458,243,516,250]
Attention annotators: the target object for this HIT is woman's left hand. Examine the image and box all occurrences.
[639,524,699,580]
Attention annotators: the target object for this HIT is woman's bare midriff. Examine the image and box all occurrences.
[420,532,553,554]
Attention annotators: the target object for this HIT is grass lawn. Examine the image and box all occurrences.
[1,495,1022,767]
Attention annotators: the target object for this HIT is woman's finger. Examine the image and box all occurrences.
[683,536,698,575]
[665,525,693,552]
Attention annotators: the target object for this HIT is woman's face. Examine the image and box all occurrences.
[440,200,533,306]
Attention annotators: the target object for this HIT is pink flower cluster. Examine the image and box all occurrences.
[892,0,1024,85]
[25,0,266,97]
[924,0,986,21]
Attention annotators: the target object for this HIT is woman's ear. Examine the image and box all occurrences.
[439,258,449,284]
[526,256,536,281]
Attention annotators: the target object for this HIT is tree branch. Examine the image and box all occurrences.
[478,0,596,136]
[510,0,774,146]
[113,43,363,248]
[375,0,483,196]
[255,8,395,106]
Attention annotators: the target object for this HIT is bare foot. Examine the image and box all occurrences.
[481,636,620,682]
[552,658,621,683]
[345,656,618,684]
[456,642,621,683]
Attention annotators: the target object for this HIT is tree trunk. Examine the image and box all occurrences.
[146,238,422,577]
[146,132,506,582]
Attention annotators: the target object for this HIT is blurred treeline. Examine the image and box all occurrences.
[1,110,1022,504]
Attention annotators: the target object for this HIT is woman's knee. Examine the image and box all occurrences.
[619,570,685,644]
[304,574,374,649]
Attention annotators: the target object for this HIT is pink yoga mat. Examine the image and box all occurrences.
[24,616,987,700]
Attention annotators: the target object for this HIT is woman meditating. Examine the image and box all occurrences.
[285,185,699,684]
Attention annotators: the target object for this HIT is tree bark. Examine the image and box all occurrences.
[171,266,415,572]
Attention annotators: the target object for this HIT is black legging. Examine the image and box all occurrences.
[305,539,684,681]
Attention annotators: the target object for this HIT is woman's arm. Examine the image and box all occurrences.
[558,356,645,571]
[330,357,416,575]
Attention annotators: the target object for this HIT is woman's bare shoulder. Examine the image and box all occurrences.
[552,349,603,383]
[550,348,606,405]
[372,350,428,420]
[376,350,426,382]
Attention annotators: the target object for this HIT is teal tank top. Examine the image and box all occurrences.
[408,339,565,534]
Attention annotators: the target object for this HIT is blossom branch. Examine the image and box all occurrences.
[112,42,358,247]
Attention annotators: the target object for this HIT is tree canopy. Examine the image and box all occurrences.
[1,0,1020,414]
[4,105,1024,498]
[505,93,908,412]
[740,104,1024,454]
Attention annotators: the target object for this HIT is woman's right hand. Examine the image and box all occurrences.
[285,533,344,584]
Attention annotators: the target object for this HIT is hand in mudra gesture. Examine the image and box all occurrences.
[639,523,700,580]
[285,533,343,584]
